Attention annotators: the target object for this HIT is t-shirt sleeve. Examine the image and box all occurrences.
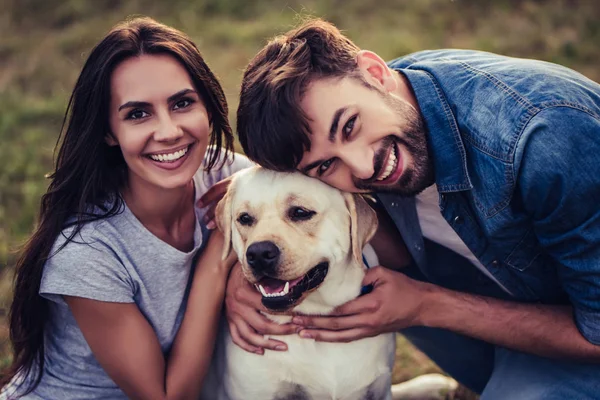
[40,230,135,305]
[198,147,255,189]
[212,150,255,182]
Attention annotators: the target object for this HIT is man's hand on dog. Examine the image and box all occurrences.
[225,264,301,354]
[292,267,434,342]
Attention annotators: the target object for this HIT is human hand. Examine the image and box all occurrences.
[225,264,301,354]
[197,176,232,229]
[292,266,433,342]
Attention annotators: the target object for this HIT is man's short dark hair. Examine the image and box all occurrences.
[237,19,362,171]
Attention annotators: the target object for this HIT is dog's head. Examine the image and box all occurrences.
[216,167,377,312]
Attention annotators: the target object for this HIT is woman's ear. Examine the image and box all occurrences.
[356,50,398,93]
[105,133,118,146]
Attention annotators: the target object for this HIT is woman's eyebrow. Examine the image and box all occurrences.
[118,88,197,111]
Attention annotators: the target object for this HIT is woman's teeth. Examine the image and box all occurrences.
[148,146,189,163]
[377,145,398,181]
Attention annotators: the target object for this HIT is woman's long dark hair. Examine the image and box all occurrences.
[0,17,233,394]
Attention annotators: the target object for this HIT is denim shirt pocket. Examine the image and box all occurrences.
[501,229,566,303]
[504,229,542,271]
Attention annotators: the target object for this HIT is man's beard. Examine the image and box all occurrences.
[353,93,434,197]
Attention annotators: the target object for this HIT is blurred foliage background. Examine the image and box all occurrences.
[1,0,599,389]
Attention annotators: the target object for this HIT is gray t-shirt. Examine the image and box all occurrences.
[5,150,252,400]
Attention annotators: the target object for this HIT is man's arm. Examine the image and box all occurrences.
[423,283,600,361]
[292,266,600,362]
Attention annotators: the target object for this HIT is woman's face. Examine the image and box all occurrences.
[108,54,210,191]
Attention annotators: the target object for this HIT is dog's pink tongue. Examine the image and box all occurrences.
[258,276,304,294]
[258,277,286,294]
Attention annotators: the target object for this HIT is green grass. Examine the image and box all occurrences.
[1,0,598,392]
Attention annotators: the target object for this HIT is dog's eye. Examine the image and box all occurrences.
[237,213,254,226]
[288,207,316,221]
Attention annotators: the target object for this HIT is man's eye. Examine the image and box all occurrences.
[174,98,193,110]
[288,207,316,222]
[126,109,149,120]
[343,116,357,138]
[237,213,254,226]
[318,158,335,176]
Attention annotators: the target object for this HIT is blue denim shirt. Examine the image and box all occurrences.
[383,50,600,345]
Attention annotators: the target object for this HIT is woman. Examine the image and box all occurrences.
[0,17,252,399]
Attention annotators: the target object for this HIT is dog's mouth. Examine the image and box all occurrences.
[254,262,329,311]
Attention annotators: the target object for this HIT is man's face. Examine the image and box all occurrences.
[297,73,434,196]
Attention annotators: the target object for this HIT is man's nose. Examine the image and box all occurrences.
[343,149,374,180]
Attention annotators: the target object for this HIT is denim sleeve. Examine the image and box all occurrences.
[516,106,600,344]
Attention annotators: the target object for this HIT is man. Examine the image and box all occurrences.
[224,19,600,398]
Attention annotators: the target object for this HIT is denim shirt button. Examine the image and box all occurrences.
[414,244,422,251]
[491,260,499,267]
[391,202,398,207]
[453,215,464,224]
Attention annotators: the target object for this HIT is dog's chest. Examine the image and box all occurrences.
[223,332,395,400]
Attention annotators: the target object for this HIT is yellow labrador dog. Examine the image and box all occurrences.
[215,166,395,400]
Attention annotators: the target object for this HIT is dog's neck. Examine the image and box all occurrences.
[264,258,366,324]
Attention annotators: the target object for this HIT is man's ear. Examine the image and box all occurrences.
[356,50,398,93]
[343,192,379,262]
[215,183,235,261]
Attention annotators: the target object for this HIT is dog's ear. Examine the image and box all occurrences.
[343,193,378,262]
[215,183,235,261]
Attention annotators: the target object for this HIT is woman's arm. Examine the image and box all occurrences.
[65,230,235,400]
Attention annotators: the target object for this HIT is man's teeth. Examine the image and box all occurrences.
[377,145,398,181]
[256,281,290,298]
[149,146,189,162]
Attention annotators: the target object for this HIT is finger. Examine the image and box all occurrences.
[361,265,386,286]
[234,314,288,351]
[229,293,300,336]
[299,327,374,343]
[229,320,263,354]
[232,280,270,313]
[203,203,218,229]
[249,311,300,336]
[292,313,371,331]
[197,177,231,208]
[333,294,380,316]
[230,299,293,335]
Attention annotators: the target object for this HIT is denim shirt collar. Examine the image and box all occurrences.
[398,68,473,193]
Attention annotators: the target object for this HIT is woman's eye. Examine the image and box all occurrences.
[237,213,254,226]
[318,159,335,176]
[288,207,316,222]
[174,98,193,110]
[127,109,149,120]
[343,116,357,138]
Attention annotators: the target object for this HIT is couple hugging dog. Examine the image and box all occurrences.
[5,12,600,400]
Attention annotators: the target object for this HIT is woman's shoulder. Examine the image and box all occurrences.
[49,203,131,262]
[195,146,255,190]
[42,206,137,304]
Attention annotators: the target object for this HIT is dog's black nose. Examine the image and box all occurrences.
[246,241,280,272]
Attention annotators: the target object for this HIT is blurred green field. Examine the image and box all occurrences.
[1,0,599,391]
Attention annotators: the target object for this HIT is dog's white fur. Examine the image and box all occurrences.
[214,167,395,400]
